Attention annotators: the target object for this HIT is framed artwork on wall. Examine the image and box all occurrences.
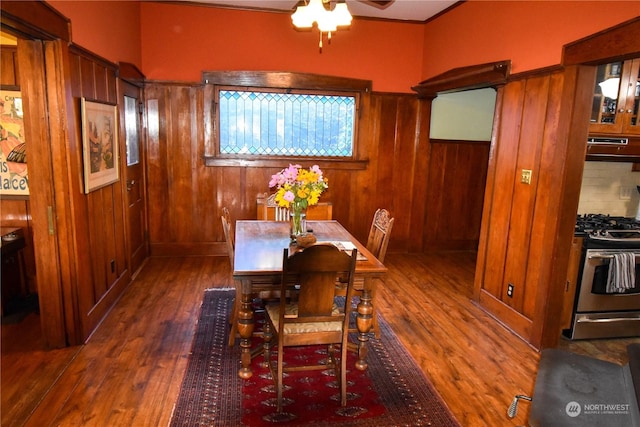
[81,98,119,193]
[0,89,29,197]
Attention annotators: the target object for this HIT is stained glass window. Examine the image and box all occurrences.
[218,89,356,157]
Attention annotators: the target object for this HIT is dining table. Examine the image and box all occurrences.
[232,220,388,379]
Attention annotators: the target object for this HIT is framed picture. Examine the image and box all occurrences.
[0,89,29,197]
[81,98,119,193]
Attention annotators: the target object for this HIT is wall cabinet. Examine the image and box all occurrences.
[589,58,640,136]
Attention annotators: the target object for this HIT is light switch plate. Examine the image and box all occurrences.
[620,186,632,200]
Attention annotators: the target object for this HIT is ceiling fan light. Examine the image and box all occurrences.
[332,2,353,27]
[292,9,313,28]
[292,3,315,28]
[317,13,338,33]
[292,0,352,50]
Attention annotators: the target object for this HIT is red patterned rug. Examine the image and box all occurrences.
[170,288,460,426]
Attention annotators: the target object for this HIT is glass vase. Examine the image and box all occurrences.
[289,208,307,240]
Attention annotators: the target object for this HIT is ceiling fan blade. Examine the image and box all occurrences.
[358,0,395,10]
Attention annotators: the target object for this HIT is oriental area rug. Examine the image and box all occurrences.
[170,288,460,427]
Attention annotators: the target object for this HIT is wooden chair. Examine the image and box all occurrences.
[365,208,394,264]
[262,243,357,412]
[221,207,241,347]
[257,192,290,221]
[256,192,333,220]
[221,207,234,269]
[222,207,282,347]
[338,208,394,338]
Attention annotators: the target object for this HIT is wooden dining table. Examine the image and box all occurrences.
[233,220,387,379]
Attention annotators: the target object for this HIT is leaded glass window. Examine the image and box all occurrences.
[218,89,356,157]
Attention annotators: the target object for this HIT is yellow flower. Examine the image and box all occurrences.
[268,164,328,209]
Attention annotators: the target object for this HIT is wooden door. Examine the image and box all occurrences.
[118,79,148,276]
[15,38,68,348]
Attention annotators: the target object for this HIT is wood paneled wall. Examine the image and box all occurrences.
[143,83,488,257]
[474,66,594,348]
[66,45,129,342]
[425,139,490,251]
[2,2,131,347]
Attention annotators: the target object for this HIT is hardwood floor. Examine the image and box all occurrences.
[2,253,637,426]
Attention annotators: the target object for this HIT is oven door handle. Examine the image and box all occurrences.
[588,253,640,260]
[576,316,640,324]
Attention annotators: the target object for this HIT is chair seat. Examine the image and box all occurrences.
[265,303,342,334]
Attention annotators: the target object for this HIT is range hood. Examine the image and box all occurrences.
[587,137,628,145]
[586,136,640,162]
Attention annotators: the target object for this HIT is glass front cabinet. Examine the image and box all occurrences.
[590,59,640,136]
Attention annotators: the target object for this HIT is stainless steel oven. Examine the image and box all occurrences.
[565,216,640,340]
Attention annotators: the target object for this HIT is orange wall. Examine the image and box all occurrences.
[139,2,425,93]
[43,1,639,92]
[422,1,639,79]
[47,0,142,68]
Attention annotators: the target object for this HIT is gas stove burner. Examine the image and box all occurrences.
[576,214,640,235]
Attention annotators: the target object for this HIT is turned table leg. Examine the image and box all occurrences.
[237,282,254,379]
[355,277,374,371]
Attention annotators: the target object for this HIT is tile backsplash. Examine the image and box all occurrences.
[578,162,640,217]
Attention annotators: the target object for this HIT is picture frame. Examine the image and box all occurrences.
[0,89,29,197]
[81,98,119,193]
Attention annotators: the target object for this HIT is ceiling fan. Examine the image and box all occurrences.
[358,0,395,9]
[318,0,395,9]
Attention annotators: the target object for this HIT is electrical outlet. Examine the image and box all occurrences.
[620,186,632,200]
[521,169,532,185]
[507,283,514,297]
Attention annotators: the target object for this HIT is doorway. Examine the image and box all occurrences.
[0,30,42,344]
[424,88,496,252]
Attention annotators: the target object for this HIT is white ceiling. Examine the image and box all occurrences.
[183,0,460,22]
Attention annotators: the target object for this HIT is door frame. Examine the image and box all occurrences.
[2,2,76,348]
[117,64,149,278]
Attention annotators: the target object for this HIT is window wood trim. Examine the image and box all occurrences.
[203,71,372,168]
[202,71,372,92]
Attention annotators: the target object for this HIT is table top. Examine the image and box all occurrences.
[233,220,387,279]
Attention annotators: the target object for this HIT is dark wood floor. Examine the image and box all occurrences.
[2,252,637,426]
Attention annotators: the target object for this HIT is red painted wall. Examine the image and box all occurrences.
[422,1,639,79]
[139,2,425,93]
[44,1,639,92]
[47,0,142,68]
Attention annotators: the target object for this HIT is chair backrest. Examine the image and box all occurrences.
[221,207,234,268]
[281,244,356,321]
[256,192,333,221]
[366,208,394,263]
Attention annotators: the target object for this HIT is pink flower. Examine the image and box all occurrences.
[283,190,295,202]
[310,164,323,181]
[283,164,300,182]
[268,174,280,188]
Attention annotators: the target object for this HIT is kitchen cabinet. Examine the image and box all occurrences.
[589,58,640,136]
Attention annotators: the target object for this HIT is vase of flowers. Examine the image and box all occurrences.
[289,207,307,239]
[269,164,328,241]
